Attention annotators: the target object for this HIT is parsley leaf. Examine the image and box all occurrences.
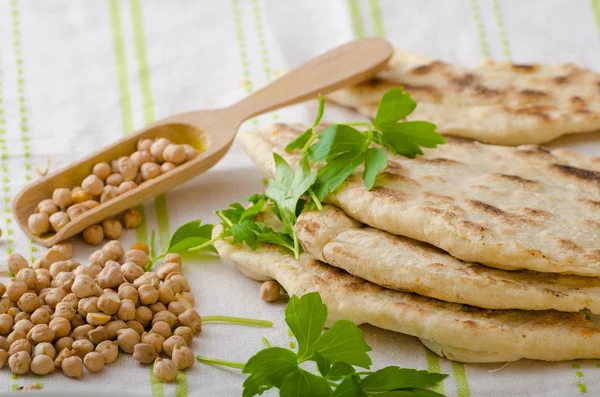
[242,347,298,397]
[167,220,216,254]
[361,367,448,392]
[312,150,365,200]
[285,128,314,153]
[331,375,367,397]
[314,320,372,368]
[309,125,367,162]
[327,362,356,381]
[378,121,445,159]
[279,368,331,397]
[373,87,417,125]
[377,390,446,397]
[363,147,387,189]
[285,293,327,362]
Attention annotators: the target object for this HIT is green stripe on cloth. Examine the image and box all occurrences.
[232,0,258,125]
[491,0,511,62]
[0,47,13,255]
[451,361,471,397]
[571,361,587,394]
[368,0,385,37]
[591,0,600,35]
[10,0,37,264]
[424,349,446,395]
[347,0,365,38]
[469,0,490,58]
[251,0,278,120]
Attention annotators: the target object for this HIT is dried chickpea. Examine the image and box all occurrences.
[104,320,127,340]
[97,293,120,315]
[70,314,86,328]
[150,138,171,162]
[179,292,195,306]
[121,262,144,283]
[74,262,102,279]
[71,324,94,340]
[9,339,32,355]
[149,302,167,314]
[53,302,76,321]
[126,320,144,336]
[0,349,6,368]
[28,213,50,236]
[7,253,29,276]
[151,321,171,339]
[118,285,138,305]
[97,267,124,291]
[95,340,119,364]
[118,156,138,181]
[77,297,99,317]
[133,273,160,289]
[138,138,153,151]
[54,347,71,368]
[71,187,90,204]
[34,342,56,359]
[174,326,193,346]
[0,337,8,351]
[135,306,153,327]
[71,275,100,298]
[28,324,55,343]
[30,308,50,325]
[138,284,159,306]
[172,345,194,370]
[125,249,150,267]
[141,332,164,354]
[102,240,124,261]
[178,308,202,333]
[163,144,186,164]
[130,242,148,255]
[9,351,31,374]
[82,174,104,196]
[106,173,123,186]
[152,310,177,328]
[45,288,67,308]
[71,339,94,358]
[166,273,190,292]
[16,268,37,290]
[83,225,104,245]
[123,208,143,229]
[87,326,108,345]
[182,144,198,161]
[32,258,51,270]
[130,150,153,167]
[52,188,72,209]
[16,290,38,312]
[61,355,83,379]
[31,354,55,375]
[61,293,79,309]
[168,301,186,316]
[134,172,144,185]
[86,312,111,326]
[154,358,178,382]
[67,203,88,219]
[133,342,158,364]
[164,253,182,265]
[158,285,175,305]
[163,335,186,357]
[45,243,73,263]
[7,307,21,319]
[49,317,71,338]
[0,298,9,315]
[92,162,111,180]
[13,319,34,334]
[163,279,181,295]
[37,199,59,217]
[117,299,135,322]
[102,219,122,240]
[160,162,176,173]
[7,330,26,345]
[84,351,105,372]
[49,260,69,278]
[140,162,160,180]
[117,180,137,195]
[49,211,70,231]
[52,272,75,293]
[157,262,181,280]
[14,312,30,323]
[116,328,139,353]
[39,304,54,315]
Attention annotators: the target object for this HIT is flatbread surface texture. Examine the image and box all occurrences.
[327,49,600,145]
[239,123,600,276]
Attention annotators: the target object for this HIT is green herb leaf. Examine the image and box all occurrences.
[363,147,387,190]
[231,221,261,250]
[373,87,416,126]
[168,220,212,250]
[279,368,332,397]
[285,293,327,361]
[331,375,367,397]
[377,390,446,397]
[314,351,331,377]
[245,193,269,204]
[361,367,448,392]
[309,125,367,162]
[242,347,299,397]
[327,362,356,381]
[285,128,314,153]
[312,150,365,201]
[379,121,445,158]
[169,236,217,255]
[314,320,372,369]
[314,93,325,127]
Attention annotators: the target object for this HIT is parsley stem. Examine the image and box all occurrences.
[341,121,371,127]
[196,356,245,369]
[216,210,234,227]
[202,316,273,327]
[300,132,317,157]
[293,233,300,260]
[188,233,223,252]
[308,188,323,211]
[261,337,270,348]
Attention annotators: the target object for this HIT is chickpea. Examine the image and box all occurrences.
[157,262,181,280]
[37,199,59,217]
[0,349,6,369]
[0,337,8,351]
[49,317,71,338]
[16,293,40,313]
[182,144,198,161]
[138,284,159,306]
[7,253,28,275]
[97,293,120,315]
[163,279,181,295]
[45,288,67,308]
[140,162,161,180]
[125,249,150,267]
[49,211,70,231]
[168,301,186,316]
[179,292,195,306]
[149,302,167,314]
[83,225,104,245]
[163,144,186,164]
[45,243,73,263]
[71,187,90,204]
[151,321,172,339]
[87,326,108,345]
[14,312,30,323]
[82,351,104,373]
[178,309,202,334]
[70,324,94,341]
[7,307,21,319]
[33,342,56,359]
[31,354,55,375]
[117,299,135,322]
[66,203,88,219]
[32,258,51,270]
[82,174,104,196]
[54,347,71,368]
[30,308,50,325]
[95,340,119,364]
[9,351,31,374]
[102,219,122,240]
[71,339,94,358]
[163,335,186,357]
[141,332,164,354]
[52,272,75,293]
[160,162,176,173]
[13,319,34,334]
[135,306,153,327]
[102,240,124,261]
[130,150,153,167]
[49,260,69,278]
[35,274,50,292]
[28,213,50,236]
[158,285,175,305]
[153,358,178,382]
[117,156,138,181]
[118,285,138,305]
[121,261,144,283]
[126,320,144,336]
[123,208,143,229]
[0,297,9,315]
[166,273,190,292]
[52,188,72,209]
[106,173,123,186]
[133,273,160,289]
[137,138,153,151]
[133,342,158,364]
[15,268,36,290]
[78,297,99,317]
[152,310,177,328]
[150,138,171,162]
[61,292,79,309]
[172,345,194,370]
[86,312,111,326]
[71,275,101,298]
[93,162,111,180]
[116,328,139,353]
[97,266,124,290]
[117,180,137,195]
[70,314,86,328]
[174,326,193,346]
[104,320,126,340]
[53,302,76,321]
[9,339,31,355]
[61,355,83,379]
[74,262,102,279]
[28,324,54,343]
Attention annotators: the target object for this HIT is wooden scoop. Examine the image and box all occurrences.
[12,37,393,247]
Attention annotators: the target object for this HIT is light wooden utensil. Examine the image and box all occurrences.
[13,37,393,247]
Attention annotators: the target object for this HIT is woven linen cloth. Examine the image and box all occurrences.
[0,0,598,396]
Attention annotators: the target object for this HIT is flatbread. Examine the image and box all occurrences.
[327,49,600,145]
[296,205,600,313]
[239,124,600,276]
[214,227,600,362]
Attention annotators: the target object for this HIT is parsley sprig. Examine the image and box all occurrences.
[197,292,447,396]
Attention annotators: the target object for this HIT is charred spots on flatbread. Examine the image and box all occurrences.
[490,173,540,189]
[551,164,600,183]
[511,64,539,73]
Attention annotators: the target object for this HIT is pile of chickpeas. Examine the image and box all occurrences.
[0,239,200,382]
[27,137,199,245]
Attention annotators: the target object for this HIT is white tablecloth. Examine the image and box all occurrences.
[0,0,598,396]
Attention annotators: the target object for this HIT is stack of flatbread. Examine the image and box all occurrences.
[215,51,600,363]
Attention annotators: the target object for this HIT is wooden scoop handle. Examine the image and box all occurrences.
[229,37,393,121]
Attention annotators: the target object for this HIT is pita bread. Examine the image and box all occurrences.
[296,205,600,313]
[327,49,600,145]
[214,227,600,362]
[239,124,600,276]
